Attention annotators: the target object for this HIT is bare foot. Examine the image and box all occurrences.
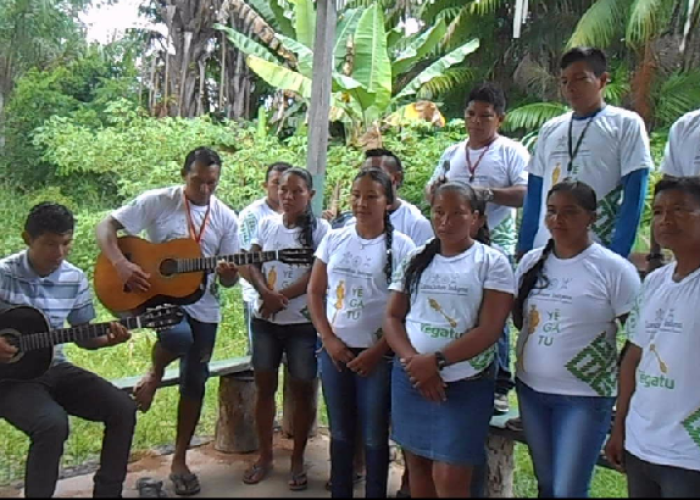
[133,370,161,412]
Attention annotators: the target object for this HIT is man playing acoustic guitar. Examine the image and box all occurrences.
[0,202,136,498]
[95,146,240,496]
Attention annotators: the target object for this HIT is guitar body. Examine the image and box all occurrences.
[94,236,205,314]
[0,306,53,382]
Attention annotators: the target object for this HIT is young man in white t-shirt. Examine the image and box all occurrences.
[95,147,240,496]
[427,82,529,416]
[647,108,700,273]
[605,176,700,497]
[517,47,653,260]
[238,162,292,352]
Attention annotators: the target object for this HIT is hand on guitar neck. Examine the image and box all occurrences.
[113,257,151,293]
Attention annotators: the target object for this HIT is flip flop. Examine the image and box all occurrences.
[288,470,308,491]
[242,462,273,485]
[169,472,200,496]
[136,477,167,498]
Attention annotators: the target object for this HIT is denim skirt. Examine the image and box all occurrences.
[391,360,496,466]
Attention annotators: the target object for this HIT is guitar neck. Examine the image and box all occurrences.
[176,250,278,273]
[19,316,142,353]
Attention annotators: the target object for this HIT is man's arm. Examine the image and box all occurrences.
[95,215,151,291]
[490,185,527,208]
[609,169,649,258]
[516,174,543,258]
[75,322,131,350]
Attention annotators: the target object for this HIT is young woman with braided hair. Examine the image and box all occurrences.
[241,167,330,490]
[513,180,641,497]
[385,182,515,497]
[308,168,415,497]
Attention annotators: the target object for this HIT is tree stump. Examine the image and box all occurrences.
[485,434,515,497]
[214,370,258,453]
[281,363,319,438]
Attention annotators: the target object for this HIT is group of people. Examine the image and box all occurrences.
[0,44,698,499]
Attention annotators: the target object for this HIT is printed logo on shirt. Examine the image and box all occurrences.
[421,323,460,340]
[530,277,573,304]
[266,266,277,289]
[682,407,700,450]
[638,370,675,390]
[428,298,457,327]
[419,273,471,295]
[335,251,375,278]
[592,185,623,247]
[516,304,540,372]
[337,284,366,321]
[566,331,617,396]
[331,280,346,324]
[470,346,495,371]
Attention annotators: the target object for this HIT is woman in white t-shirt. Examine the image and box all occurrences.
[605,176,700,497]
[240,167,330,490]
[513,180,641,498]
[385,182,515,497]
[308,168,415,498]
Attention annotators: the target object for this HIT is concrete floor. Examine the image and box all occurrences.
[0,431,404,498]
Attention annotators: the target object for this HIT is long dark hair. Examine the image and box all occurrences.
[470,192,491,246]
[513,180,597,329]
[654,175,700,205]
[281,168,318,249]
[404,182,480,298]
[352,167,396,284]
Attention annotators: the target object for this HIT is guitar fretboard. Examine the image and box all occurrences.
[176,250,279,273]
[19,316,142,352]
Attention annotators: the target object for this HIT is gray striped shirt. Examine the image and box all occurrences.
[0,251,96,364]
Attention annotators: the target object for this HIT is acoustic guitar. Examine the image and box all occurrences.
[0,303,183,382]
[94,236,314,314]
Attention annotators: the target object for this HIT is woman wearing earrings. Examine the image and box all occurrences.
[240,167,330,491]
[513,180,641,497]
[384,182,515,497]
[308,168,415,498]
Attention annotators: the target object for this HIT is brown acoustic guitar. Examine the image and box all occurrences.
[94,236,314,314]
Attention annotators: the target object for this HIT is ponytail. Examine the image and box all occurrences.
[513,239,554,330]
[296,202,318,250]
[404,238,441,299]
[383,211,394,284]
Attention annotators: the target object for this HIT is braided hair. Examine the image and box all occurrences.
[404,182,480,298]
[281,167,318,250]
[352,167,396,284]
[513,180,597,329]
[470,191,491,246]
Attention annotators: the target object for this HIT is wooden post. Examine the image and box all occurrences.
[305,0,337,216]
[281,363,319,438]
[214,370,258,453]
[484,434,515,497]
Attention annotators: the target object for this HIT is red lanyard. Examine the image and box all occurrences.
[184,193,211,244]
[465,140,493,182]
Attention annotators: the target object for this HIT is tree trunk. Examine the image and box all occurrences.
[484,435,515,498]
[214,371,258,453]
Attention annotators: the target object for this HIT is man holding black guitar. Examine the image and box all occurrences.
[0,202,137,498]
[95,146,240,496]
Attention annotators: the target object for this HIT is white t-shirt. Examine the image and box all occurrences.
[660,109,700,177]
[316,225,416,348]
[624,264,700,472]
[112,185,239,323]
[345,199,434,247]
[390,241,516,382]
[429,136,529,256]
[251,213,330,324]
[528,105,654,249]
[238,198,278,303]
[515,243,640,397]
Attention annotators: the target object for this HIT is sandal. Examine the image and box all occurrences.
[136,477,167,498]
[242,462,273,485]
[289,470,308,491]
[169,472,200,496]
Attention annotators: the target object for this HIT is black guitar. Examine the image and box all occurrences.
[0,304,184,382]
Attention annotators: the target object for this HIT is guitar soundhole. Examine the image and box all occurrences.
[160,259,178,277]
[0,331,23,363]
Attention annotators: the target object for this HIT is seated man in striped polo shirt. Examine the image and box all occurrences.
[0,202,136,498]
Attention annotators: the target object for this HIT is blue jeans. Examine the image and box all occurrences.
[516,379,614,497]
[320,349,392,498]
[625,450,700,498]
[158,314,218,400]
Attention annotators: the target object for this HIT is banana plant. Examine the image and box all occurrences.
[215,1,480,142]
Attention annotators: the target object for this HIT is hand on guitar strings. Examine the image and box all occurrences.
[215,259,239,285]
[114,258,151,292]
[0,337,18,362]
[102,322,132,348]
